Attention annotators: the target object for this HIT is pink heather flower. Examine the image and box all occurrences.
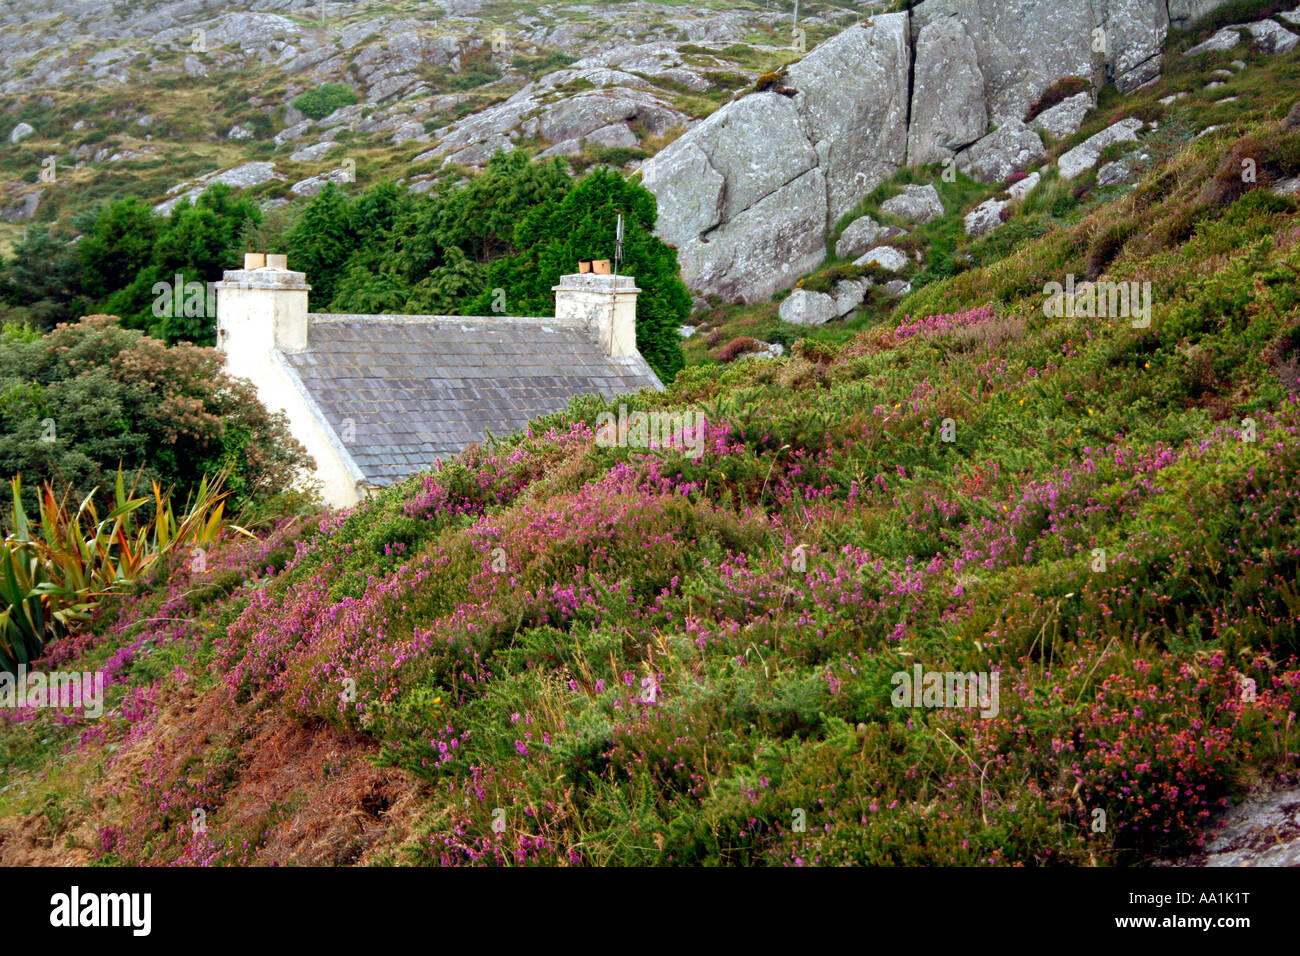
[515,740,529,757]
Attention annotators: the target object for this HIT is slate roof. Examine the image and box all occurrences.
[283,315,663,486]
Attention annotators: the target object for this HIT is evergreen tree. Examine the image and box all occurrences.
[77,197,160,300]
[472,167,688,381]
[287,182,355,307]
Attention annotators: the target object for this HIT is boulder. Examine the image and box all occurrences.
[854,245,909,272]
[1271,176,1300,197]
[1240,19,1300,54]
[227,124,254,140]
[291,167,355,197]
[738,342,786,362]
[1058,117,1143,179]
[274,119,315,146]
[536,90,684,143]
[9,121,34,144]
[964,198,1006,237]
[780,289,838,326]
[835,215,885,260]
[958,120,1046,184]
[1184,27,1244,56]
[289,141,341,163]
[0,187,41,221]
[155,162,282,214]
[832,278,870,316]
[906,15,987,165]
[1097,157,1137,186]
[1029,92,1093,139]
[880,183,945,223]
[883,279,913,297]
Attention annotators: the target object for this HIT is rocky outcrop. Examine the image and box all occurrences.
[880,184,945,224]
[964,197,1006,237]
[959,120,1046,184]
[855,246,909,272]
[835,216,886,260]
[906,16,987,165]
[646,15,911,303]
[780,289,838,326]
[647,0,1240,301]
[1059,118,1144,179]
[1029,92,1094,139]
[155,161,282,215]
[646,93,828,303]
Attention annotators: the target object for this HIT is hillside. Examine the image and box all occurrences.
[0,0,858,250]
[3,1,1300,868]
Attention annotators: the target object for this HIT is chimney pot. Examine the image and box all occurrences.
[266,253,288,270]
[244,252,266,270]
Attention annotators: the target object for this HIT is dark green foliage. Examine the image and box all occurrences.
[111,185,262,345]
[286,182,356,307]
[77,197,161,300]
[0,227,87,331]
[0,315,311,513]
[292,83,359,120]
[470,166,689,381]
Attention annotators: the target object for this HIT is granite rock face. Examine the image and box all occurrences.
[906,15,987,165]
[645,16,910,303]
[647,0,1240,300]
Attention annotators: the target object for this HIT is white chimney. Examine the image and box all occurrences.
[215,253,311,364]
[552,273,640,358]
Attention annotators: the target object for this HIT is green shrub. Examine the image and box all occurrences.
[292,83,360,120]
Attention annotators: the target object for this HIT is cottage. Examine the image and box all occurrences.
[215,254,662,508]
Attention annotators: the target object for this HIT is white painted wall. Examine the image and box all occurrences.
[215,264,369,510]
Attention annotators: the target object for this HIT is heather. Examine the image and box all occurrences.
[5,191,1300,861]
